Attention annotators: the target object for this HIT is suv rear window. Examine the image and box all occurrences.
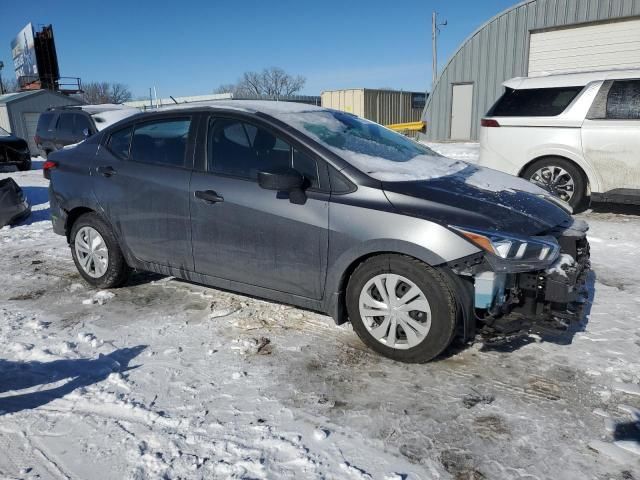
[488,86,584,117]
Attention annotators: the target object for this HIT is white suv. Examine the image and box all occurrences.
[479,69,640,210]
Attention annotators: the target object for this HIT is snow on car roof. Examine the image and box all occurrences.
[91,108,141,131]
[503,68,640,90]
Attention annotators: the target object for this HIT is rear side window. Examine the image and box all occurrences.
[56,113,75,135]
[208,118,321,189]
[106,126,133,160]
[488,86,584,117]
[129,118,191,167]
[606,80,640,120]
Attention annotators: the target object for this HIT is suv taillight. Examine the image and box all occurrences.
[43,160,57,180]
[481,118,500,128]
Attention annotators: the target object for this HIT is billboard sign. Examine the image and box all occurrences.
[11,23,38,80]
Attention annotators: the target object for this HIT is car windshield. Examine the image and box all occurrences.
[274,109,468,182]
[0,126,10,137]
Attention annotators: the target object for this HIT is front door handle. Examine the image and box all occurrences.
[96,165,117,177]
[195,190,224,204]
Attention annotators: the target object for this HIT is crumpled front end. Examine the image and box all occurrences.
[450,219,591,337]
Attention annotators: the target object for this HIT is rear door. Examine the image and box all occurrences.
[92,115,195,269]
[582,79,640,193]
[189,114,329,299]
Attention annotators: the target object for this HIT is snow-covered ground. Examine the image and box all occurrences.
[0,148,639,479]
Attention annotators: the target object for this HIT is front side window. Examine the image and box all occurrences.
[130,118,191,167]
[74,114,92,135]
[106,126,133,160]
[208,118,320,188]
[489,86,584,117]
[606,79,640,120]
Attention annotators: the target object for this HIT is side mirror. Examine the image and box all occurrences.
[257,168,306,204]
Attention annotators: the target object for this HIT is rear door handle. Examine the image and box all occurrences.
[195,190,224,204]
[96,165,117,177]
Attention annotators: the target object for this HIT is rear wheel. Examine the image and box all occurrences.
[522,157,587,211]
[70,212,130,289]
[346,255,457,363]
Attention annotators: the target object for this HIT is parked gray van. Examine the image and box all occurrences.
[46,101,590,362]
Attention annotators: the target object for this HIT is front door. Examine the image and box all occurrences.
[190,116,329,299]
[92,116,195,270]
[582,79,640,194]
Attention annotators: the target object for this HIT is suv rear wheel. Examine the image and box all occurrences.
[346,255,457,363]
[522,157,587,211]
[70,212,130,289]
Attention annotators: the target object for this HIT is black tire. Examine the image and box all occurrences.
[522,157,588,212]
[346,254,457,363]
[69,212,130,289]
[17,157,31,171]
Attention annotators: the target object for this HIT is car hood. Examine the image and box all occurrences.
[382,163,573,236]
[0,135,29,150]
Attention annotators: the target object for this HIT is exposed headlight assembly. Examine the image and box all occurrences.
[451,226,560,272]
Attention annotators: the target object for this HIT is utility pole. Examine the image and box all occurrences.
[432,12,447,90]
[0,61,4,95]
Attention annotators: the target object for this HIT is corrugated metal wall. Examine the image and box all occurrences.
[322,89,423,125]
[423,0,640,140]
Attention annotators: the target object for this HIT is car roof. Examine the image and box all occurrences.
[52,104,139,115]
[503,68,640,90]
[155,99,329,116]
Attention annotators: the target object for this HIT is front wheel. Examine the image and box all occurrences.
[70,212,130,289]
[346,255,457,363]
[522,157,587,212]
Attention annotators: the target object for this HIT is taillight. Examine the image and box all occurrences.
[481,118,500,127]
[43,160,57,180]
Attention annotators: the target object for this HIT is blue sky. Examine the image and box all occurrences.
[1,0,517,99]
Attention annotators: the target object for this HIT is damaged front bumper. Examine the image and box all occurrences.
[451,219,591,337]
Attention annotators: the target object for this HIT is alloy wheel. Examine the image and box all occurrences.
[358,273,432,350]
[75,226,109,278]
[529,166,575,202]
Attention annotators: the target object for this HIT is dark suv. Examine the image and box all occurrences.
[47,101,590,363]
[35,106,138,157]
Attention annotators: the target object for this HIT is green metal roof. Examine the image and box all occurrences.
[0,90,40,104]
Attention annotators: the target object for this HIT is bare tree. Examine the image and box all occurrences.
[215,67,306,97]
[0,77,19,94]
[82,81,133,104]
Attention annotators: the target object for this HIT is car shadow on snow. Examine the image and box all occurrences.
[0,345,146,415]
[13,186,50,226]
[478,270,596,354]
[588,202,640,216]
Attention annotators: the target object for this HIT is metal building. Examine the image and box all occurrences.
[423,0,640,141]
[322,89,426,126]
[0,90,82,154]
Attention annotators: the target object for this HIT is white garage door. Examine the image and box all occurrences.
[528,18,640,77]
[22,112,41,156]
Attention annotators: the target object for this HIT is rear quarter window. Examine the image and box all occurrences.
[488,86,584,117]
